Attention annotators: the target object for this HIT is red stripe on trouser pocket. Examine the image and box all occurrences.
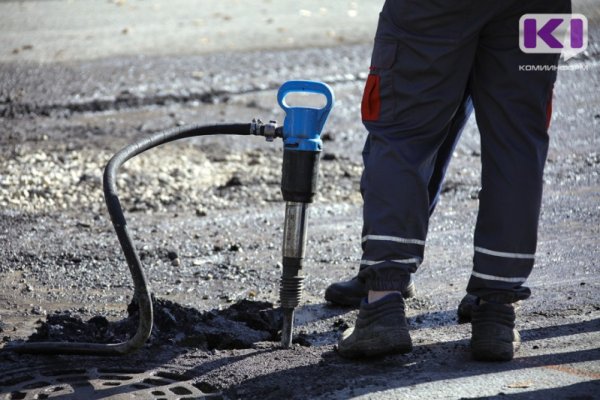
[361,73,381,121]
[546,88,554,130]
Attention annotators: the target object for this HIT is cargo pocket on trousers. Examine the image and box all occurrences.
[361,74,381,121]
[361,39,397,122]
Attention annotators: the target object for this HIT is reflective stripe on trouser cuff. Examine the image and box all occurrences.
[474,246,535,259]
[471,271,528,283]
[362,235,426,246]
[360,258,421,266]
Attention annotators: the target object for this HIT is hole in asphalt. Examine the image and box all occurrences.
[26,297,288,350]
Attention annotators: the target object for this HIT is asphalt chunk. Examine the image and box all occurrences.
[27,297,284,351]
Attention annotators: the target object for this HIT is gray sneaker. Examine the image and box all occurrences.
[325,276,416,307]
[337,293,412,358]
[471,301,521,361]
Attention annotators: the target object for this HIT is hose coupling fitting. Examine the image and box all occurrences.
[251,118,281,142]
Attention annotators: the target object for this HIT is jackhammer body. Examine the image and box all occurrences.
[277,81,334,347]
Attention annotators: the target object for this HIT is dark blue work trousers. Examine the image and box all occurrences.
[357,0,571,303]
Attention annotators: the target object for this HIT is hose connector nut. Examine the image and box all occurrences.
[263,120,277,142]
[250,118,279,142]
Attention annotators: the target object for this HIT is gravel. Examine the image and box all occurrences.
[0,143,366,215]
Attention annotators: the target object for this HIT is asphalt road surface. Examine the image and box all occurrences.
[0,1,599,399]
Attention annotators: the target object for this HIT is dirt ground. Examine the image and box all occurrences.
[0,1,599,399]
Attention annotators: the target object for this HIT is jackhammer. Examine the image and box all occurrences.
[5,80,334,355]
[277,81,333,347]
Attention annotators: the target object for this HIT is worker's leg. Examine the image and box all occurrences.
[356,3,478,295]
[468,0,570,304]
[467,0,571,360]
[324,91,472,307]
[338,0,481,358]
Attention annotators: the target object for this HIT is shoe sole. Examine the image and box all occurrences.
[325,281,417,307]
[337,331,413,359]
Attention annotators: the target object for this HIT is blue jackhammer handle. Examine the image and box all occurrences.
[277,80,334,133]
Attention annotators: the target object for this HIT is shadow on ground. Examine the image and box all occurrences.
[214,318,600,399]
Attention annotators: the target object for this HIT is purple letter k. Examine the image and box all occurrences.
[524,18,564,49]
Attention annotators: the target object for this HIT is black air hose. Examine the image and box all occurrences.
[6,123,253,355]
